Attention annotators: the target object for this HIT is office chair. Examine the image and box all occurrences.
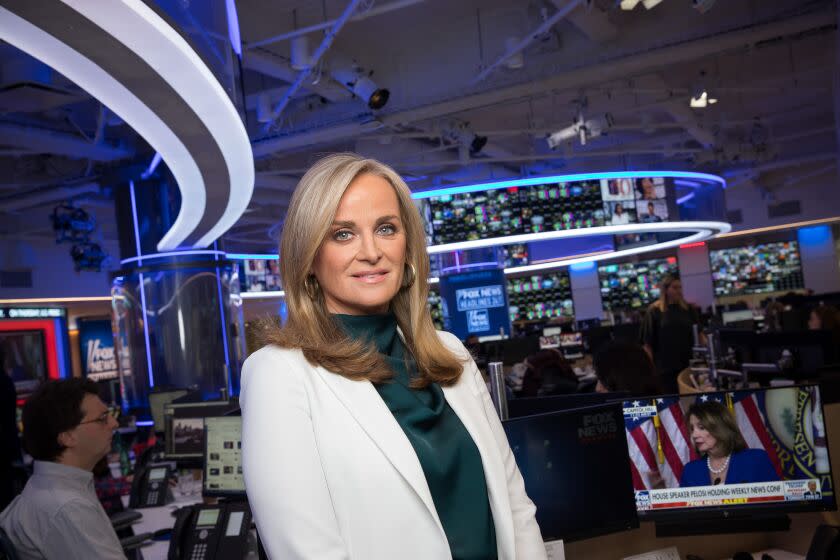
[0,526,19,560]
[806,524,840,560]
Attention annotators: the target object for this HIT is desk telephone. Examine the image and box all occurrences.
[168,502,251,560]
[129,465,173,508]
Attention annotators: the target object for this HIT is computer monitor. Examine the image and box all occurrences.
[164,400,238,459]
[622,384,836,524]
[148,389,189,432]
[0,330,47,394]
[508,392,629,419]
[203,416,244,497]
[503,402,639,542]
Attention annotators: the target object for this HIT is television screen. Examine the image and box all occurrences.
[164,400,238,459]
[421,179,606,245]
[624,385,835,519]
[0,330,47,393]
[710,241,804,296]
[504,402,639,541]
[204,416,244,496]
[507,272,574,323]
[598,257,679,311]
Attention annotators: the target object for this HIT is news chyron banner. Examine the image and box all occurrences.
[438,269,511,341]
[623,386,833,514]
[77,317,127,382]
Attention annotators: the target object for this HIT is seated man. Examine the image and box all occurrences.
[0,378,126,559]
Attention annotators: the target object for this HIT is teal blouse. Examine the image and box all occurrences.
[335,314,497,560]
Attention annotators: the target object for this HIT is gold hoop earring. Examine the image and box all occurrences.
[402,263,416,288]
[304,275,320,299]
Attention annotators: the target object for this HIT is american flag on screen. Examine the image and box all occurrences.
[624,392,786,490]
[624,397,696,490]
[728,390,784,479]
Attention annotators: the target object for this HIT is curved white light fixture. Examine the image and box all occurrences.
[68,0,254,249]
[411,170,725,199]
[0,4,204,247]
[425,221,730,255]
[0,0,254,251]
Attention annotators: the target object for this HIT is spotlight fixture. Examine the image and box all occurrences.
[621,0,664,9]
[641,0,663,8]
[689,90,717,108]
[620,0,641,9]
[330,63,390,110]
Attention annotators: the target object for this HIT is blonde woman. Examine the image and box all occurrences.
[240,153,545,559]
[640,275,703,393]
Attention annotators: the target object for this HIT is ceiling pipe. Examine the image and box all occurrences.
[246,0,424,50]
[0,182,100,212]
[260,0,364,131]
[0,122,133,161]
[473,0,586,84]
[253,8,833,155]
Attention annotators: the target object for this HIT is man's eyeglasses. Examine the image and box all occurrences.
[78,408,117,426]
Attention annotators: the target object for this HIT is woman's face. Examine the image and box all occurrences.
[311,173,407,315]
[615,203,624,215]
[642,178,656,199]
[809,310,822,330]
[666,280,683,303]
[689,414,719,455]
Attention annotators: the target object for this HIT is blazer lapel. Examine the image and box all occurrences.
[442,370,516,560]
[313,366,444,532]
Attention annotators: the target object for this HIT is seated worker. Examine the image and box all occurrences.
[680,400,780,487]
[0,378,127,559]
[594,340,663,396]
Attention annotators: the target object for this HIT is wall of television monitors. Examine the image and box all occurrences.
[427,269,574,328]
[419,177,672,247]
[710,241,804,296]
[237,259,281,293]
[598,257,679,311]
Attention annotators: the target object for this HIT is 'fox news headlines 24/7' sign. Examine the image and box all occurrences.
[77,318,119,381]
[439,269,511,340]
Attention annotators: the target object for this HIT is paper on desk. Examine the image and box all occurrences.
[623,546,681,560]
[545,539,565,560]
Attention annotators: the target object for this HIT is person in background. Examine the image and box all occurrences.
[641,275,704,393]
[610,202,630,226]
[640,201,663,223]
[0,378,126,559]
[520,349,577,397]
[809,304,840,337]
[594,340,663,396]
[241,153,545,560]
[680,400,779,487]
[0,346,22,511]
[637,177,659,200]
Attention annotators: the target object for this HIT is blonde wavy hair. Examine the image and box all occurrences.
[257,153,465,387]
[651,274,687,312]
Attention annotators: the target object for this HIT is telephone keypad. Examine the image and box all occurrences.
[146,491,158,504]
[190,543,207,559]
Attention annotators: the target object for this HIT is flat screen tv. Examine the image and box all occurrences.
[710,241,804,296]
[0,330,47,393]
[623,384,835,523]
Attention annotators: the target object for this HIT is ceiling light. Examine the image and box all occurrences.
[331,64,390,110]
[689,90,717,108]
[642,0,663,8]
[620,0,641,9]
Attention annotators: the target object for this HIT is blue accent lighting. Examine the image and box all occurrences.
[798,224,831,247]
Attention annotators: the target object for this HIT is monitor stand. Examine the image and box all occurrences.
[654,513,791,537]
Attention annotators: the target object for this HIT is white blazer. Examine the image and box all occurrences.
[240,330,546,560]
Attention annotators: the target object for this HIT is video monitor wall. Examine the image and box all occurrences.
[598,257,679,311]
[507,272,574,323]
[710,241,804,296]
[624,385,834,519]
[419,177,672,248]
[237,258,281,293]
